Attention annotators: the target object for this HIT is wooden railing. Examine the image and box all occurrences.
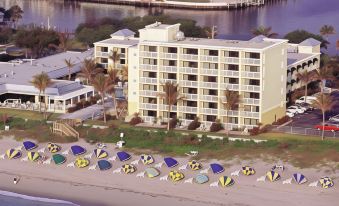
[52,119,80,139]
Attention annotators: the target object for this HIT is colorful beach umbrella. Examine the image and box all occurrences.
[98,160,112,171]
[47,143,61,153]
[293,173,307,184]
[27,152,40,162]
[145,167,160,178]
[169,170,184,182]
[6,149,22,159]
[188,160,202,171]
[210,163,224,174]
[75,157,89,168]
[140,154,154,165]
[94,149,108,159]
[242,166,255,176]
[266,171,281,182]
[71,145,86,156]
[23,141,37,151]
[219,176,235,187]
[164,157,178,168]
[195,174,209,184]
[319,177,334,189]
[122,164,136,174]
[117,151,131,162]
[52,154,66,165]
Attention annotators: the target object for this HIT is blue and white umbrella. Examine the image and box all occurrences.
[164,157,178,168]
[210,163,224,174]
[293,173,307,184]
[23,141,37,151]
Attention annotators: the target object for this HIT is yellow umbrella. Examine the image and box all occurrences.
[47,143,61,153]
[27,152,40,162]
[122,164,136,174]
[266,171,281,182]
[188,160,202,171]
[242,166,255,176]
[6,149,22,159]
[94,149,108,159]
[75,157,90,168]
[319,177,334,189]
[169,170,184,182]
[140,154,154,165]
[219,176,235,187]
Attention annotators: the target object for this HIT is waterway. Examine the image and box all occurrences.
[0,0,338,54]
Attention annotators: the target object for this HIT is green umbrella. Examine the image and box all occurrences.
[52,154,66,165]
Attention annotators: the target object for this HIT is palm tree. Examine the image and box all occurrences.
[251,26,278,38]
[204,26,217,39]
[221,89,241,137]
[64,58,74,80]
[77,59,103,84]
[311,93,334,140]
[107,68,119,112]
[314,66,335,91]
[8,5,23,29]
[157,81,184,130]
[30,72,52,119]
[320,25,336,40]
[121,65,128,82]
[91,73,114,123]
[109,50,120,70]
[296,70,314,102]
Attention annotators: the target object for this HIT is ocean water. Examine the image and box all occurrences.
[0,190,77,206]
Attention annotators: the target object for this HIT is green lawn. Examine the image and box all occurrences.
[0,108,60,121]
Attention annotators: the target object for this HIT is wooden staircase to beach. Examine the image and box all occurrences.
[52,119,80,139]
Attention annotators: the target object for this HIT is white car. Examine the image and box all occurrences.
[286,111,294,118]
[287,106,305,114]
[295,96,317,104]
[329,115,339,123]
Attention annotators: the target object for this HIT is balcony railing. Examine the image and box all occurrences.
[180,80,198,87]
[200,82,218,88]
[159,104,177,111]
[180,54,198,61]
[200,108,218,115]
[139,90,157,97]
[160,66,177,73]
[183,93,198,100]
[240,111,260,118]
[201,68,218,75]
[220,70,239,77]
[201,95,218,102]
[241,71,260,79]
[96,51,109,57]
[143,116,155,123]
[178,106,198,113]
[159,53,177,59]
[241,85,261,92]
[140,51,158,58]
[160,79,177,84]
[221,57,240,64]
[243,98,260,105]
[220,83,239,90]
[140,77,157,84]
[200,55,218,62]
[139,103,157,110]
[220,110,239,116]
[180,67,198,74]
[140,64,158,71]
[242,58,261,65]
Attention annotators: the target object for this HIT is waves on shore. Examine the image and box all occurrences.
[0,190,79,206]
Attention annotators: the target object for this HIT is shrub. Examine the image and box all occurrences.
[209,119,223,132]
[249,127,260,136]
[168,116,178,129]
[129,113,143,125]
[187,117,200,130]
[272,116,290,125]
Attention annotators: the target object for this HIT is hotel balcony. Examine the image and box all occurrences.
[241,85,261,92]
[200,95,218,102]
[159,104,177,111]
[180,67,198,74]
[96,51,109,57]
[140,51,158,58]
[242,58,261,65]
[139,90,157,97]
[178,106,198,113]
[240,111,260,118]
[220,110,239,116]
[160,79,177,84]
[243,98,260,105]
[201,68,218,76]
[183,93,198,100]
[143,116,155,123]
[159,66,177,73]
[139,103,157,110]
[140,77,157,84]
[180,80,198,87]
[200,82,218,88]
[241,71,260,79]
[220,83,239,90]
[221,57,240,64]
[180,54,198,61]
[200,55,219,62]
[140,64,158,71]
[159,53,178,59]
[200,108,218,115]
[220,70,239,77]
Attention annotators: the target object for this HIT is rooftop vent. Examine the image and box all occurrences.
[176,31,185,41]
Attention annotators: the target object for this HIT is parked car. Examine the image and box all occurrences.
[329,114,339,123]
[296,103,314,111]
[293,105,308,112]
[314,124,339,131]
[287,106,305,114]
[286,111,294,118]
[295,96,317,104]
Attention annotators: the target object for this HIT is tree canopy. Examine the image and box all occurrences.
[284,30,329,49]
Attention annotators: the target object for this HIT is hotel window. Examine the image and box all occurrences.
[143,97,157,104]
[183,48,198,55]
[203,49,218,56]
[142,45,157,52]
[100,47,108,52]
[184,101,197,107]
[203,89,217,95]
[225,77,239,84]
[203,76,217,82]
[245,52,260,59]
[184,75,197,81]
[228,117,238,124]
[143,110,157,117]
[143,71,156,78]
[204,102,217,109]
[244,65,260,72]
[163,47,177,53]
[244,118,259,125]
[163,60,177,66]
[121,48,126,54]
[203,62,218,69]
[101,58,108,63]
[248,79,260,86]
[224,51,239,58]
[244,92,260,99]
[183,61,198,68]
[142,58,157,65]
[204,115,217,122]
[184,113,197,120]
[163,73,176,79]
[244,105,259,112]
[183,87,197,94]
[223,64,239,71]
[120,59,126,65]
[142,84,157,91]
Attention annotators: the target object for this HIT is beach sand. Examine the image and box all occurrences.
[0,137,338,206]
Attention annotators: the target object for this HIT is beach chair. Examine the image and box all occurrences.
[88,164,97,171]
[62,149,69,156]
[184,178,193,184]
[185,151,199,157]
[108,156,117,162]
[20,156,28,162]
[43,158,51,165]
[256,176,266,182]
[67,162,75,168]
[231,170,240,177]
[209,181,219,187]
[154,162,164,168]
[0,154,5,160]
[38,148,45,153]
[15,145,23,151]
[179,164,188,171]
[308,181,318,187]
[131,159,140,165]
[159,175,168,181]
[84,152,93,159]
[113,168,122,174]
[200,168,209,174]
[283,178,292,184]
[136,171,145,178]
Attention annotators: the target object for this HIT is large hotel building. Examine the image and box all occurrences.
[94,22,320,129]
